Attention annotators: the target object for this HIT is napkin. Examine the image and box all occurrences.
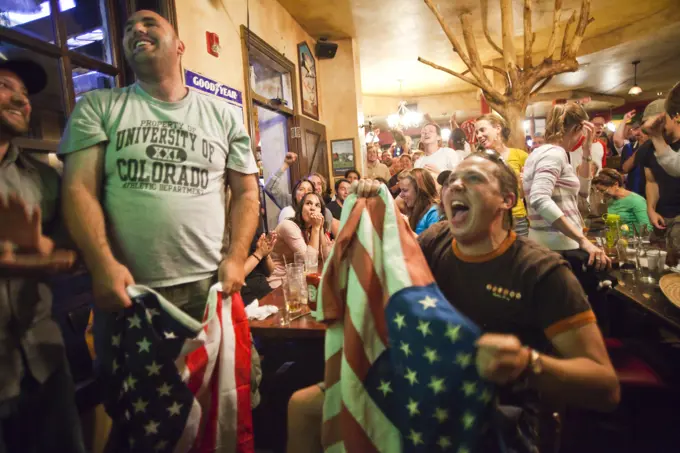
[245,299,279,320]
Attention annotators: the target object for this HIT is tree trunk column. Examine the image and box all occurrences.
[502,103,528,149]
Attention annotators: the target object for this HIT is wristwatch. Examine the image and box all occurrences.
[583,155,593,162]
[527,348,543,375]
[514,348,543,391]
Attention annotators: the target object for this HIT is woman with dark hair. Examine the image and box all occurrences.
[398,168,440,235]
[277,179,315,224]
[266,152,335,229]
[344,169,361,183]
[593,169,652,231]
[476,114,530,237]
[267,192,333,288]
[523,103,610,269]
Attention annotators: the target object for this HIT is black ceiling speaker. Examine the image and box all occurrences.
[315,38,338,60]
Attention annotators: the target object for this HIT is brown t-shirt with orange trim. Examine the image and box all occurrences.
[418,222,595,351]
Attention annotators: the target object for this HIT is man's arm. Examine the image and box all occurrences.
[219,169,260,294]
[621,145,637,174]
[613,110,635,151]
[263,152,297,209]
[62,144,134,310]
[476,267,620,412]
[645,167,666,229]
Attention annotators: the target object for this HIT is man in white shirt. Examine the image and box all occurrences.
[414,122,461,179]
[569,138,604,176]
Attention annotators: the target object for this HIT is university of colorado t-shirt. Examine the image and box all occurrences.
[59,84,258,287]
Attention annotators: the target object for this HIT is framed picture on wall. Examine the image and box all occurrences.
[330,138,355,177]
[297,41,319,120]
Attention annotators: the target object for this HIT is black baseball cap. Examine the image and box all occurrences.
[0,59,48,95]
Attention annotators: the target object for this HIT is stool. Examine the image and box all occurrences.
[605,338,666,388]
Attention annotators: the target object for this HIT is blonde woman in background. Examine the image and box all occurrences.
[475,114,530,237]
[523,103,610,270]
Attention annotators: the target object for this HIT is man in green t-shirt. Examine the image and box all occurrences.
[59,11,259,326]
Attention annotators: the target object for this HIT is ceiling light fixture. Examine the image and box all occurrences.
[387,80,423,130]
[628,60,642,96]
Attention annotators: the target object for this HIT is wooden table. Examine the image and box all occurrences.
[611,270,680,332]
[249,287,326,339]
[585,229,680,331]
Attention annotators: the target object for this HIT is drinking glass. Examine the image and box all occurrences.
[305,250,319,275]
[283,265,307,315]
[294,252,306,267]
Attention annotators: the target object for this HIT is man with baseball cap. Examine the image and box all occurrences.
[633,92,680,244]
[0,59,86,452]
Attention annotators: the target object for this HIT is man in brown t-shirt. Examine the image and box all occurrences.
[416,152,619,449]
[285,155,620,453]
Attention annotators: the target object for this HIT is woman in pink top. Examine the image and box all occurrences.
[268,192,333,288]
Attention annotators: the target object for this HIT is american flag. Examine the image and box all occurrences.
[103,284,253,453]
[317,186,495,452]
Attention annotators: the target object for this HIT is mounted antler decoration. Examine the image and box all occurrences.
[418,0,593,147]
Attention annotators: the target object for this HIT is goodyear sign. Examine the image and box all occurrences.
[185,69,242,105]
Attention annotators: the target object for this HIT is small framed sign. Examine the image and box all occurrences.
[330,138,356,177]
[297,41,319,120]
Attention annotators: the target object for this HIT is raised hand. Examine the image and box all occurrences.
[0,193,54,255]
[581,121,594,156]
[476,333,530,385]
[624,110,636,123]
[350,179,381,198]
[310,212,325,229]
[283,152,298,167]
[642,113,666,138]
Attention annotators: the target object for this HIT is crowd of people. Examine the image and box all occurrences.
[3,6,680,453]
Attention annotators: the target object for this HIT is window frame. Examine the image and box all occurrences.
[240,26,299,145]
[0,0,128,115]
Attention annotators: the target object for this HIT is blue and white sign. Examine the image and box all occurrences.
[185,69,242,105]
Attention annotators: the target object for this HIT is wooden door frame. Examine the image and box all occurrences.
[290,115,330,189]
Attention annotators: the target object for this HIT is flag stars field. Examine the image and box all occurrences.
[144,420,160,436]
[417,320,432,337]
[437,436,452,450]
[433,407,449,423]
[423,346,440,364]
[394,313,406,330]
[445,324,462,343]
[408,429,424,446]
[146,361,162,376]
[137,337,152,353]
[167,401,182,416]
[128,314,142,329]
[378,380,393,397]
[461,381,477,397]
[163,330,177,339]
[157,382,172,397]
[479,389,492,404]
[461,412,476,430]
[418,296,438,310]
[400,341,412,357]
[126,374,138,391]
[455,352,472,368]
[428,376,446,395]
[404,367,418,386]
[132,397,148,413]
[406,398,420,416]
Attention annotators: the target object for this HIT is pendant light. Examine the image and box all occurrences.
[628,60,642,96]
